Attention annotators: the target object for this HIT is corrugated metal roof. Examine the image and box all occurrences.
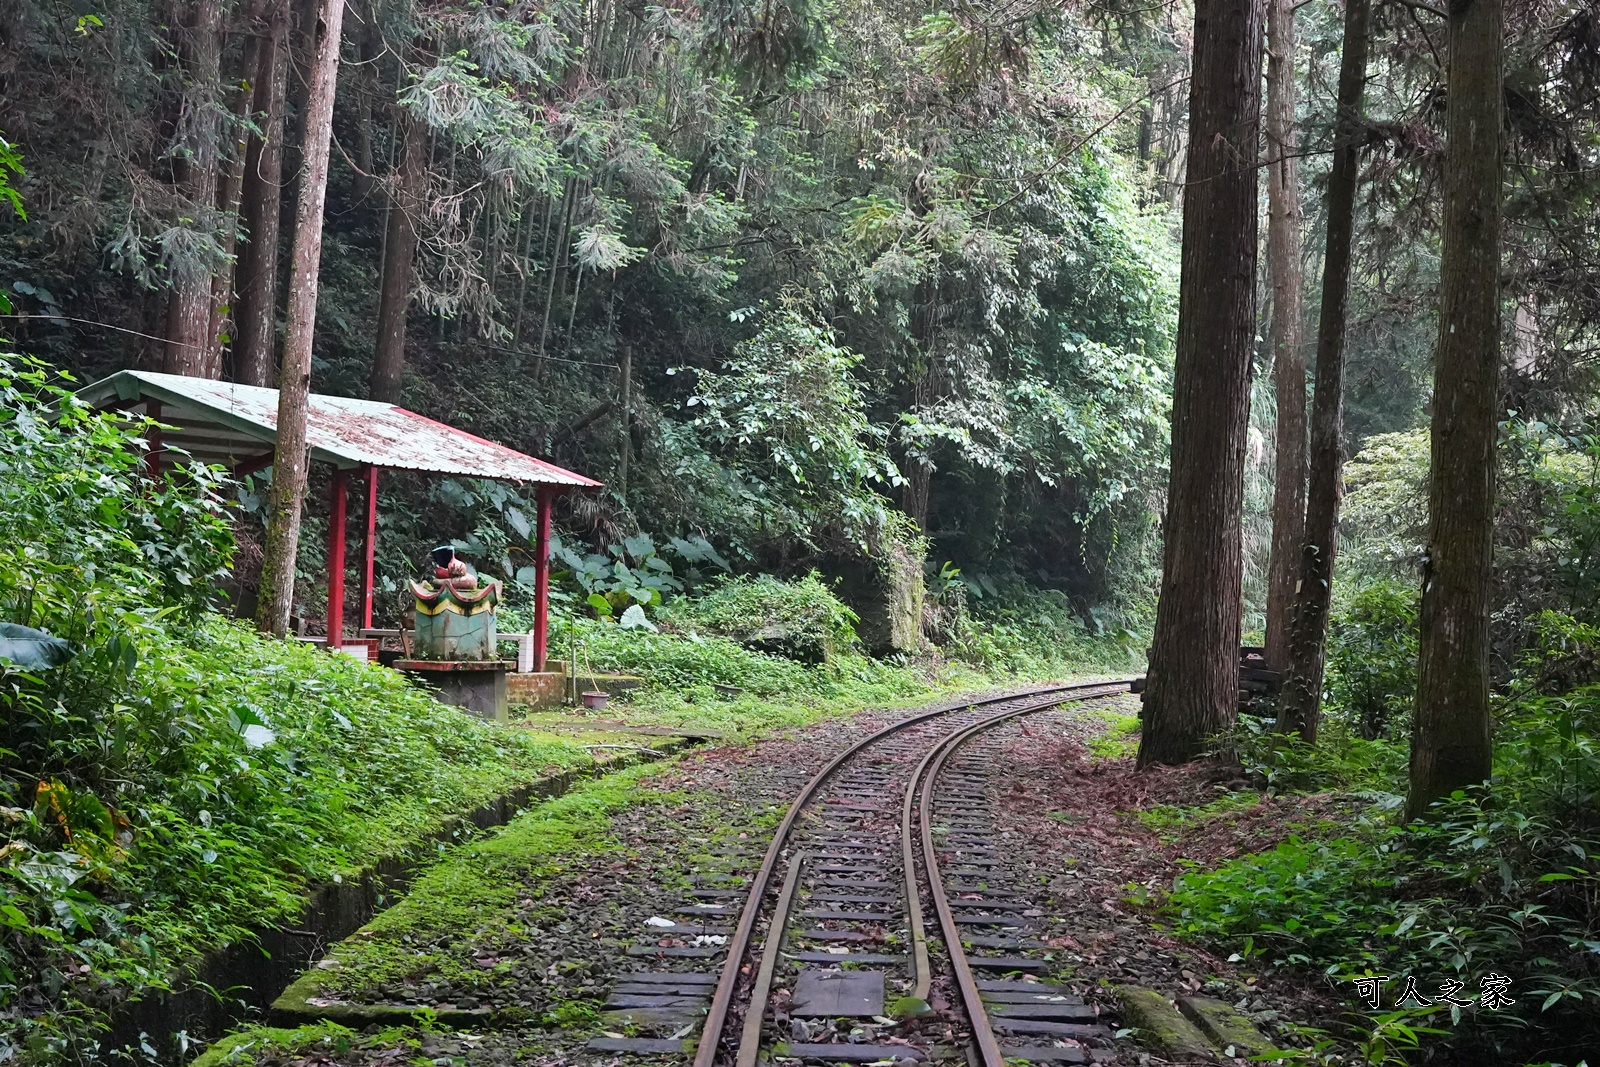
[75,370,602,487]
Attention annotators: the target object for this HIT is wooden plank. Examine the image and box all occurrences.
[790,969,886,1017]
[791,952,905,965]
[586,1037,695,1056]
[604,993,710,1009]
[621,972,718,986]
[977,979,1070,993]
[780,1045,927,1062]
[966,956,1048,972]
[989,1003,1099,1021]
[991,1018,1111,1038]
[997,1046,1092,1063]
[983,991,1085,1005]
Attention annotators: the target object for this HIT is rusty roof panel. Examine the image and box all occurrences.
[75,370,602,487]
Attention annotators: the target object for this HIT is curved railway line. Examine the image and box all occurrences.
[587,680,1137,1067]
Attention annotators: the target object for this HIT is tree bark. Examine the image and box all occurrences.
[1262,0,1306,676]
[1137,0,1265,768]
[1407,0,1502,818]
[616,343,632,501]
[234,0,290,387]
[256,0,346,638]
[206,24,259,380]
[1275,0,1370,743]
[164,0,224,377]
[351,0,379,203]
[369,107,426,403]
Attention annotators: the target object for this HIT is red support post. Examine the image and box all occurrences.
[327,467,348,648]
[360,465,378,630]
[533,486,553,672]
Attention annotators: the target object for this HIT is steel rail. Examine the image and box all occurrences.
[914,680,1132,1067]
[695,678,1134,1067]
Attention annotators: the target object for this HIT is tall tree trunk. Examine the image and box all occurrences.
[234,0,290,387]
[1136,0,1265,768]
[206,27,259,380]
[1275,0,1370,743]
[1407,0,1503,818]
[1262,0,1306,675]
[616,343,632,502]
[164,0,224,376]
[369,108,426,403]
[256,0,346,638]
[351,0,378,203]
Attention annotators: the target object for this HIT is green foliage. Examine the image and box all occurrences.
[937,586,1142,677]
[548,532,729,618]
[1170,662,1600,1060]
[656,572,860,663]
[0,357,589,1063]
[1323,582,1419,740]
[1339,430,1431,580]
[687,309,903,554]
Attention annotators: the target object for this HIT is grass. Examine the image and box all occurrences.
[1087,710,1142,759]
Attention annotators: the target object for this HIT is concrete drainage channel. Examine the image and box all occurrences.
[111,735,706,1062]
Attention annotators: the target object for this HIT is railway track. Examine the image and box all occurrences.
[587,680,1136,1067]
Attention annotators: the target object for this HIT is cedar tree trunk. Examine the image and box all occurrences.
[369,107,426,403]
[1137,0,1265,768]
[234,0,290,387]
[1407,0,1503,818]
[255,0,346,638]
[1275,0,1370,742]
[1262,0,1306,674]
[164,0,224,376]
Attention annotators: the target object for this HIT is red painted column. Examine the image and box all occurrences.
[533,486,552,672]
[327,467,348,648]
[360,465,378,630]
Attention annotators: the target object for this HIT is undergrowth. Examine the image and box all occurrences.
[1158,607,1600,1065]
[0,358,590,1064]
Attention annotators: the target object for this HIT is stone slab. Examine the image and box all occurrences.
[1177,995,1276,1058]
[1115,985,1214,1062]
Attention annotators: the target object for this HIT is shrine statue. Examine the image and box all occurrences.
[428,544,482,592]
[409,545,501,660]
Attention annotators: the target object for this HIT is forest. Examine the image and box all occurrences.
[4,0,1600,1061]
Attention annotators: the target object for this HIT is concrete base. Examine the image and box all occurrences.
[507,669,647,709]
[395,660,510,721]
[507,671,566,708]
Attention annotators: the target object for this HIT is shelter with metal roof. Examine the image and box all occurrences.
[76,370,601,669]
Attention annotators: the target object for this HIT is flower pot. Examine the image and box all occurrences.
[581,690,610,711]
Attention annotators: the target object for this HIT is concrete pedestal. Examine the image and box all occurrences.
[395,660,511,721]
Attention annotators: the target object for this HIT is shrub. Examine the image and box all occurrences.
[1324,582,1419,740]
[655,573,860,663]
[0,356,585,1063]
